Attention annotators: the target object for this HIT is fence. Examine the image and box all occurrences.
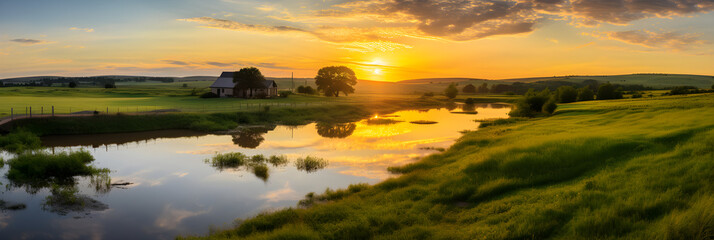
[0,102,327,127]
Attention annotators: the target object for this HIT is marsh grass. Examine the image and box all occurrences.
[409,120,438,124]
[6,150,109,182]
[0,130,42,153]
[365,118,403,125]
[207,153,290,181]
[188,93,714,240]
[294,156,329,173]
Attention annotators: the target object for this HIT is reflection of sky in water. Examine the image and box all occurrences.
[0,105,509,239]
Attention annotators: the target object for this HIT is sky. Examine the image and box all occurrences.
[1,0,713,81]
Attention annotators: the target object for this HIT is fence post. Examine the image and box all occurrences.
[29,107,32,118]
[107,107,109,114]
[52,106,54,116]
[41,107,44,115]
[10,108,13,121]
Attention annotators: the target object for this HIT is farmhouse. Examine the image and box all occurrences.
[210,72,278,98]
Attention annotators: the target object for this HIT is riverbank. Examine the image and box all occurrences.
[183,93,714,239]
[3,95,458,136]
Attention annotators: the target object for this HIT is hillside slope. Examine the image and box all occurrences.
[186,93,714,239]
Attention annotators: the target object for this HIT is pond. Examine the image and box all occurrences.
[0,103,510,240]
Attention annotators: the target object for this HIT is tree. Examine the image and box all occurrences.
[476,83,489,94]
[104,82,116,89]
[462,84,476,93]
[509,88,553,117]
[597,83,621,100]
[234,67,266,90]
[556,86,577,103]
[315,66,357,97]
[577,87,594,101]
[444,83,458,99]
[68,81,77,88]
[542,98,558,114]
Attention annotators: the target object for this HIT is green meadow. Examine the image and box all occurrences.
[181,93,714,239]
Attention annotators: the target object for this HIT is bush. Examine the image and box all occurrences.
[200,92,219,98]
[577,87,594,101]
[296,86,316,95]
[104,83,116,89]
[295,156,329,173]
[0,130,42,154]
[68,82,77,88]
[444,83,458,99]
[7,150,108,181]
[556,86,577,103]
[182,83,188,88]
[631,93,643,98]
[462,84,476,93]
[509,89,554,117]
[669,86,698,95]
[597,83,622,100]
[464,98,475,105]
[542,99,558,114]
[278,91,292,98]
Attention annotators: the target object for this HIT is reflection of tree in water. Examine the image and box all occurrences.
[316,122,356,138]
[445,102,458,111]
[232,125,276,148]
[462,103,476,112]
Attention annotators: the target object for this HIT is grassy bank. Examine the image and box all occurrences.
[5,96,449,136]
[184,93,714,239]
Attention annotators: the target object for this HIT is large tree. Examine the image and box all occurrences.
[314,66,357,97]
[234,67,266,89]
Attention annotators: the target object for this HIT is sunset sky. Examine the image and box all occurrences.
[1,0,713,81]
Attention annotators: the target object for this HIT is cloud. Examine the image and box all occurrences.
[205,61,234,67]
[69,27,94,32]
[571,0,714,25]
[178,0,713,52]
[10,38,53,45]
[592,30,709,50]
[178,17,306,32]
[161,59,190,65]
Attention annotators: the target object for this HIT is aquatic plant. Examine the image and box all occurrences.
[294,156,329,173]
[252,164,269,182]
[0,130,42,154]
[207,152,248,170]
[6,150,109,181]
[268,155,289,167]
[409,120,438,124]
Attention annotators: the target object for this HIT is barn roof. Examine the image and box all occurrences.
[210,72,277,89]
[210,77,235,88]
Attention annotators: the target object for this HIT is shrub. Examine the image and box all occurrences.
[509,89,554,117]
[542,98,558,114]
[7,150,108,181]
[556,86,577,103]
[268,155,288,167]
[477,83,489,94]
[278,91,292,98]
[182,83,188,88]
[444,83,458,99]
[207,152,248,170]
[200,92,219,98]
[295,156,329,173]
[669,86,698,95]
[104,83,116,89]
[464,98,475,104]
[597,83,622,100]
[0,130,42,154]
[631,93,643,98]
[462,84,476,93]
[296,86,316,95]
[68,82,77,88]
[577,87,594,101]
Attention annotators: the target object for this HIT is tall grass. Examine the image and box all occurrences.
[294,156,329,173]
[186,93,714,239]
[6,150,108,181]
[0,130,41,153]
[206,152,290,181]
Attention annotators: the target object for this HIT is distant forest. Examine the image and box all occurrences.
[488,80,653,95]
[0,76,174,87]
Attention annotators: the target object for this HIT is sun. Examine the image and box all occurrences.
[368,58,386,75]
[373,68,382,74]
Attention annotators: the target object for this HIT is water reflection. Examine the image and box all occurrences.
[316,122,356,138]
[0,105,511,239]
[232,126,276,148]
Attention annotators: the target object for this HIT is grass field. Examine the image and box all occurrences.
[0,82,518,118]
[182,93,714,239]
